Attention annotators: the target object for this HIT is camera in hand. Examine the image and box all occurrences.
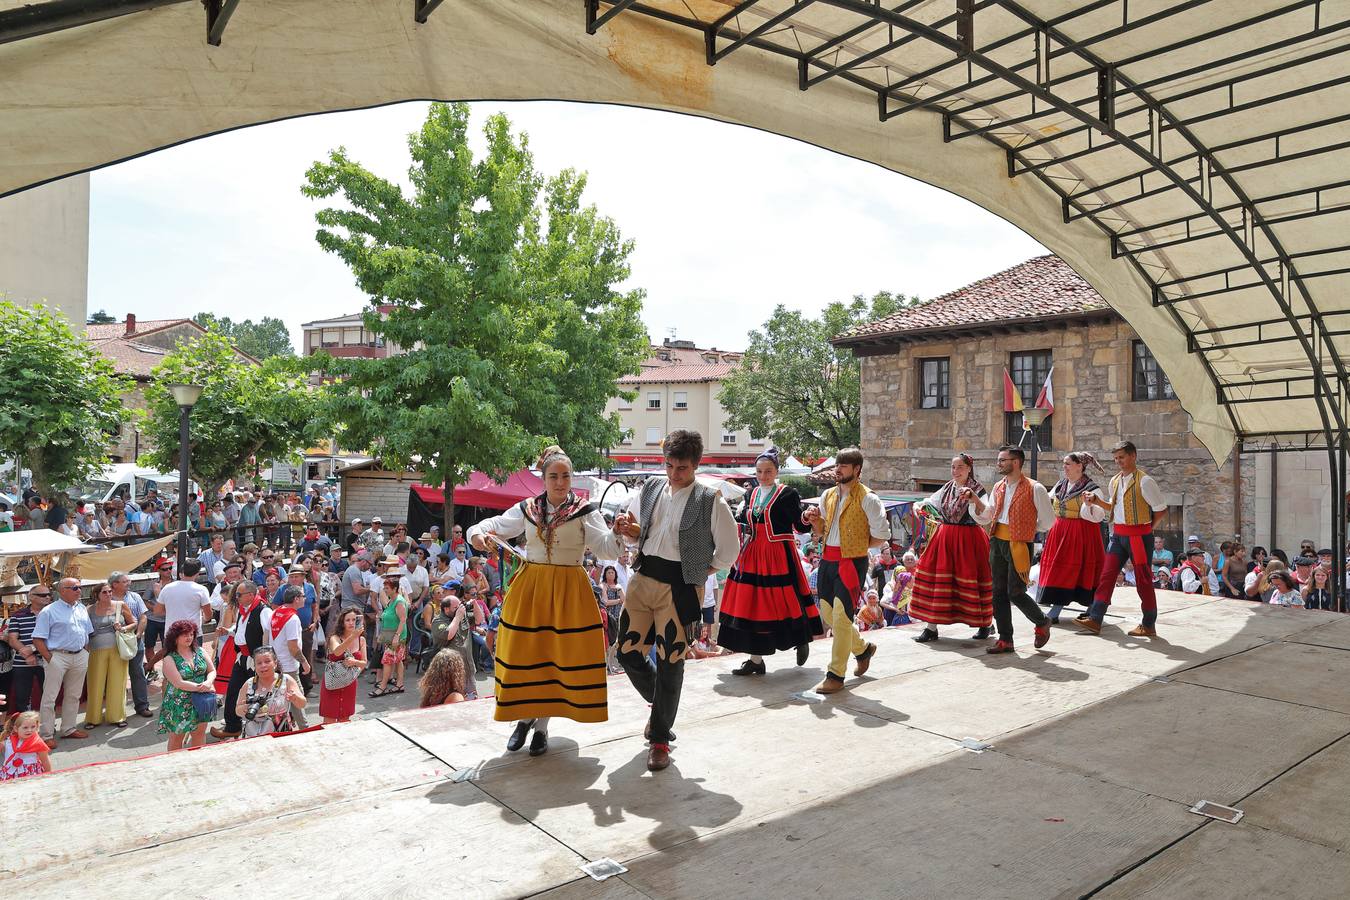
[244,692,266,722]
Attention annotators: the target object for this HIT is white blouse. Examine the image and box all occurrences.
[468,501,621,566]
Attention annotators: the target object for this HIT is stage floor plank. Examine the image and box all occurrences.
[3,594,1345,899]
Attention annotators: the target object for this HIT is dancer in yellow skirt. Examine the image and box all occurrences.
[467,446,622,757]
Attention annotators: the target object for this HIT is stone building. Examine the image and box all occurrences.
[835,256,1256,552]
[85,315,256,462]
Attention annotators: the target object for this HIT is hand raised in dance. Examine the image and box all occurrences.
[613,512,639,538]
[803,504,821,525]
[470,530,496,553]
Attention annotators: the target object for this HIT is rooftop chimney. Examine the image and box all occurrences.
[124,313,136,336]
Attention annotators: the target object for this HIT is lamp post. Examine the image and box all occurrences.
[167,383,203,575]
[1022,406,1049,482]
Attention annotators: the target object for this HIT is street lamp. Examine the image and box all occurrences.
[1022,406,1049,482]
[167,383,203,574]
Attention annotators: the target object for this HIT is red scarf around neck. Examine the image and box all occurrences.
[10,732,48,755]
[270,606,297,641]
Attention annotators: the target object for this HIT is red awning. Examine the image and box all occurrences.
[411,469,586,511]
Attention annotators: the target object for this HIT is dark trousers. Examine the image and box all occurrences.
[616,634,690,746]
[991,536,1047,641]
[8,666,43,713]
[299,629,315,694]
[128,641,149,713]
[223,656,251,733]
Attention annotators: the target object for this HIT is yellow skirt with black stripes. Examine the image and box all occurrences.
[493,561,608,723]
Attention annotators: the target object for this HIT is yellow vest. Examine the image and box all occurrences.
[817,480,874,559]
[1051,494,1085,519]
[1108,468,1153,526]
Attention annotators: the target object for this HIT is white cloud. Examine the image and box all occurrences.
[89,101,1045,349]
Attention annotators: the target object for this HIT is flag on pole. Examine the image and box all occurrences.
[1034,366,1054,414]
[1002,368,1023,413]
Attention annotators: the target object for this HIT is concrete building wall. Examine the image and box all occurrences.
[0,174,89,324]
[859,315,1257,553]
[1252,450,1337,552]
[607,380,759,460]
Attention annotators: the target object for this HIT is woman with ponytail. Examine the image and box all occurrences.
[467,446,623,757]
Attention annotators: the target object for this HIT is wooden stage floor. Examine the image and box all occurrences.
[4,589,1349,899]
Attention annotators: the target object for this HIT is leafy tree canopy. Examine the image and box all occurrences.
[301,102,647,529]
[87,309,117,325]
[193,312,295,360]
[0,301,131,493]
[142,333,323,497]
[719,291,920,457]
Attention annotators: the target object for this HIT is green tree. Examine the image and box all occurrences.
[193,312,295,360]
[0,301,131,494]
[142,333,323,497]
[87,309,117,325]
[302,102,647,532]
[719,291,918,457]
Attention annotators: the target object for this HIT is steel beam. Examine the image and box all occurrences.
[0,0,190,45]
[414,0,447,25]
[205,0,239,46]
[585,0,639,34]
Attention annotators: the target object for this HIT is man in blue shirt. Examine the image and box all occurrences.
[274,565,317,694]
[1150,536,1174,571]
[32,578,95,742]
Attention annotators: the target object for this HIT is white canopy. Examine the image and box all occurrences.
[0,530,91,559]
[1,0,1347,461]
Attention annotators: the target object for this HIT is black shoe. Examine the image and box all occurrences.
[973,627,991,640]
[795,643,810,666]
[913,628,939,643]
[731,659,766,677]
[528,730,549,757]
[506,719,534,752]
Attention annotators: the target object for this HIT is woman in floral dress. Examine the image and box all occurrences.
[158,620,215,751]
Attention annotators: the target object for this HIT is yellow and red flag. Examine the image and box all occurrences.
[1002,368,1023,413]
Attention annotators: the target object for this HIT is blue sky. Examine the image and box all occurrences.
[88,101,1045,352]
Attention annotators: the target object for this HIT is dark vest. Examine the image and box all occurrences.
[637,477,718,586]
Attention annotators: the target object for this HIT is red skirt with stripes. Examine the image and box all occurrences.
[908,522,994,627]
[719,524,823,655]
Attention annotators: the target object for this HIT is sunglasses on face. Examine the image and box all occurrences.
[31,592,51,598]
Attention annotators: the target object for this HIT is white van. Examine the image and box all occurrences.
[67,464,196,505]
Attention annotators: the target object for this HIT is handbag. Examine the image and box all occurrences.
[190,688,218,721]
[114,628,138,661]
[323,653,359,691]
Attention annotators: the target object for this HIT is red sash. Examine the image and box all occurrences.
[823,545,862,606]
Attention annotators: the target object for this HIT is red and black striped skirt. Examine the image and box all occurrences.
[908,523,994,627]
[719,525,823,655]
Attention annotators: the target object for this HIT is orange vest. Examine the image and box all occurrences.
[989,478,1038,542]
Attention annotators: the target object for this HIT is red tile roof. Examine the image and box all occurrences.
[88,338,177,379]
[618,363,737,385]
[836,255,1110,344]
[84,318,191,340]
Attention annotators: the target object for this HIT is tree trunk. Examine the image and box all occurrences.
[442,481,455,543]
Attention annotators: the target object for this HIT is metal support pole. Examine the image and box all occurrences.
[177,404,191,575]
[1337,440,1347,611]
[1269,446,1278,551]
[1030,424,1040,481]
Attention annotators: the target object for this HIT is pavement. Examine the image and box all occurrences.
[4,589,1350,899]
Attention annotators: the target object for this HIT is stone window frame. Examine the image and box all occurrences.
[1131,340,1176,402]
[1005,349,1053,449]
[917,357,950,410]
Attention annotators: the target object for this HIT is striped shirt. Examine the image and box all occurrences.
[6,610,39,668]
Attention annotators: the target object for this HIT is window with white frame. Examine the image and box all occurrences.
[645,427,661,445]
[721,429,737,445]
[749,433,765,446]
[647,391,662,410]
[617,395,632,410]
[621,430,633,445]
[673,391,688,410]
